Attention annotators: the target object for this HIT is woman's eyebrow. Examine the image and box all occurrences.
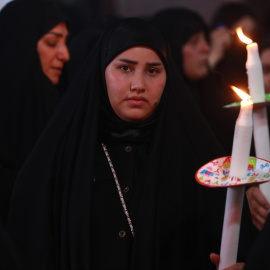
[47,31,64,37]
[118,59,138,65]
[117,59,162,66]
[146,62,163,66]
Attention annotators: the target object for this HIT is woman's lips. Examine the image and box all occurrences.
[126,96,147,106]
[52,67,63,75]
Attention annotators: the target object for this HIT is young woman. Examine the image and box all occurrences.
[7,17,227,269]
[0,0,70,223]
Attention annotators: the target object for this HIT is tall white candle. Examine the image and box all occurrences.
[219,98,253,270]
[246,43,265,103]
[219,186,245,270]
[246,42,270,202]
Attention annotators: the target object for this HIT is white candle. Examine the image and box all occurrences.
[246,43,265,103]
[246,42,270,202]
[219,186,245,270]
[219,98,253,270]
[229,99,253,178]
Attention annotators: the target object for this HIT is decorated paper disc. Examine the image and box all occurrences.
[196,156,270,187]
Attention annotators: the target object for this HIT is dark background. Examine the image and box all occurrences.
[1,0,269,37]
[49,0,270,33]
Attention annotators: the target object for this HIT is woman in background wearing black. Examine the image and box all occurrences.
[152,8,240,156]
[0,0,70,224]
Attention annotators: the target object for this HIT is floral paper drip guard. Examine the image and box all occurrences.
[195,156,270,187]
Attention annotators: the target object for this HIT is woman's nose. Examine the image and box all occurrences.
[58,44,70,62]
[200,39,210,53]
[203,40,210,52]
[130,72,145,92]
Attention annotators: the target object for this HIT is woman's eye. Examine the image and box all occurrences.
[47,42,57,47]
[120,65,130,71]
[148,68,159,75]
[45,39,58,47]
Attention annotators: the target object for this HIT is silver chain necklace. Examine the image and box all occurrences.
[101,142,135,237]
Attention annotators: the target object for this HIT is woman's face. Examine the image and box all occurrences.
[105,46,166,122]
[182,31,210,80]
[261,48,270,94]
[37,22,70,85]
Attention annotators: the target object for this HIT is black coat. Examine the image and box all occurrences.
[244,214,270,269]
[0,0,68,223]
[7,17,226,269]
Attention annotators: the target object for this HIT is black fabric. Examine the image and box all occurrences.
[152,7,209,75]
[66,15,121,82]
[91,142,149,269]
[244,213,270,270]
[7,17,226,269]
[0,0,68,223]
[66,28,102,81]
[152,8,241,155]
[0,220,24,270]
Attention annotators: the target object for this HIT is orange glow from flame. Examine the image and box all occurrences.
[231,85,252,106]
[236,27,253,44]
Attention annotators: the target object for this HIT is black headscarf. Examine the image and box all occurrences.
[152,8,209,76]
[0,0,69,223]
[7,17,226,269]
[211,2,257,37]
[66,14,122,82]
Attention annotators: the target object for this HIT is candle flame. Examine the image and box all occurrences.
[231,86,252,105]
[236,27,253,44]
